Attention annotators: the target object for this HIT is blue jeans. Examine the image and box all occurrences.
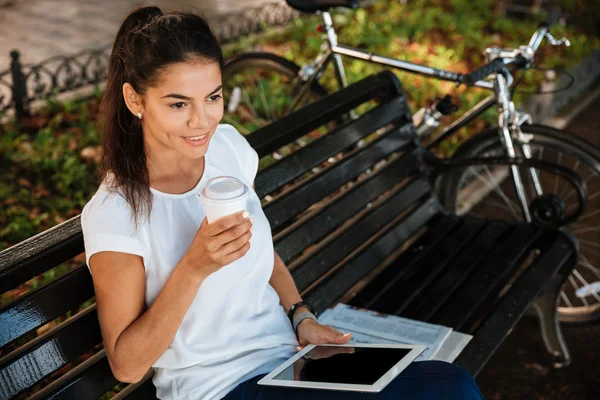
[223,361,484,399]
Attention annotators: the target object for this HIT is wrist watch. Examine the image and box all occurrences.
[287,301,316,323]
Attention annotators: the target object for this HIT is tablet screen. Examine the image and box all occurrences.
[272,345,412,385]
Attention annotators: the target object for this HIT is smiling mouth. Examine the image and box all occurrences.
[183,134,208,141]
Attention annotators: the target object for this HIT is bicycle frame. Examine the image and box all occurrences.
[288,11,563,222]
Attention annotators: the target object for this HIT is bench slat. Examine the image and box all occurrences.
[255,96,411,198]
[27,351,117,400]
[274,148,422,263]
[432,223,542,331]
[454,233,575,376]
[0,265,94,348]
[292,178,435,293]
[247,71,406,158]
[265,124,415,233]
[402,221,509,321]
[0,307,101,399]
[305,197,442,313]
[366,218,488,316]
[0,216,83,293]
[346,217,462,308]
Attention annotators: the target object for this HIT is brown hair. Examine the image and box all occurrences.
[99,6,223,225]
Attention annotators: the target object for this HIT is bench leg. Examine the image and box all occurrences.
[532,273,571,368]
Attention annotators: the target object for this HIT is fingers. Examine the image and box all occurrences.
[334,333,352,343]
[208,210,250,236]
[219,230,252,256]
[213,217,253,248]
[221,241,251,265]
[321,325,351,344]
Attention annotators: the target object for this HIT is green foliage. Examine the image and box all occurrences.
[0,96,102,249]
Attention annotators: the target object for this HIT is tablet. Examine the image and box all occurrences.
[257,343,426,393]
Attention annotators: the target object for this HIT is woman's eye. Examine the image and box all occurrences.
[171,102,187,110]
[208,94,223,103]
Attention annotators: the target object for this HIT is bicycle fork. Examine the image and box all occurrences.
[495,73,543,222]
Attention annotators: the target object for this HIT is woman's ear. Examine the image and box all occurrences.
[122,83,144,118]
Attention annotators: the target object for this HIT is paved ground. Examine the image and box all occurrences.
[477,95,600,399]
[0,0,286,67]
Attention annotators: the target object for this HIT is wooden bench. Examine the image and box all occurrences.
[0,71,578,399]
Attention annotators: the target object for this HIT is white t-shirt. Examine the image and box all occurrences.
[81,124,298,400]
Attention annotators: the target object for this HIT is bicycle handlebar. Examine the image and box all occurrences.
[462,59,507,86]
[462,7,564,86]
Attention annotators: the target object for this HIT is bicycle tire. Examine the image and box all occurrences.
[222,52,328,134]
[438,124,600,323]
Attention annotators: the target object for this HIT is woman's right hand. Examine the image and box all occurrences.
[184,210,253,279]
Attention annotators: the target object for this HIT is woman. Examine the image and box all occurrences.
[81,6,485,400]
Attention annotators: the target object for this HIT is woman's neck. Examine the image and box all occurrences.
[146,142,206,195]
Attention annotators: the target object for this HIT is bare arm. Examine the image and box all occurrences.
[269,251,309,318]
[90,211,252,383]
[91,252,204,383]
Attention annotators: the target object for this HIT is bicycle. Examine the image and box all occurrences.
[222,0,600,323]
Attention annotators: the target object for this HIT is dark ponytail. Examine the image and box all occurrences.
[99,6,223,226]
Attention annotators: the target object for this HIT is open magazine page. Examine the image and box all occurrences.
[318,303,465,361]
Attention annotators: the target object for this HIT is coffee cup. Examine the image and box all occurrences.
[199,176,249,223]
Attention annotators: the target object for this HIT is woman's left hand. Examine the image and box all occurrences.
[296,319,352,350]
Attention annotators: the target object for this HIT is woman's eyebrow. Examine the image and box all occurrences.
[161,85,222,100]
[207,85,223,96]
[161,93,193,100]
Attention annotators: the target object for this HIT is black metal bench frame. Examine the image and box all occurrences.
[0,71,578,400]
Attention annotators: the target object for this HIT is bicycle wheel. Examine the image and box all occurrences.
[222,52,328,135]
[438,124,600,322]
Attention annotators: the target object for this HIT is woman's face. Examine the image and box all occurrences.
[135,61,224,161]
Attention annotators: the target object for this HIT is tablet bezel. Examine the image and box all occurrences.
[257,343,427,392]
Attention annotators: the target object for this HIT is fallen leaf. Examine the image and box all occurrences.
[17,177,32,189]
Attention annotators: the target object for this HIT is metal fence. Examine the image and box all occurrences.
[0,47,111,116]
[0,2,298,117]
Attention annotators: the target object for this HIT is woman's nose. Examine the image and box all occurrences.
[188,106,211,130]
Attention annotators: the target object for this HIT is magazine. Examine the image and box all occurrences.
[318,303,472,362]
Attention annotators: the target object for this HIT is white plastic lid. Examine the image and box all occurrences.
[200,176,248,201]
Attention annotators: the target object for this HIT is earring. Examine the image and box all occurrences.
[137,111,142,120]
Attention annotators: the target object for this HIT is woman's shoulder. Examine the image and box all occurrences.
[81,182,137,235]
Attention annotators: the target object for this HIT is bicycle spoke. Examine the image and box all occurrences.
[579,243,600,259]
[579,239,600,249]
[571,225,600,235]
[560,290,574,307]
[568,275,590,306]
[573,269,600,303]
[562,172,598,204]
[462,166,520,218]
[481,166,521,219]
[477,198,522,215]
[577,209,600,222]
[258,79,274,122]
[559,159,580,199]
[239,81,259,120]
[553,152,563,194]
[579,254,600,280]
